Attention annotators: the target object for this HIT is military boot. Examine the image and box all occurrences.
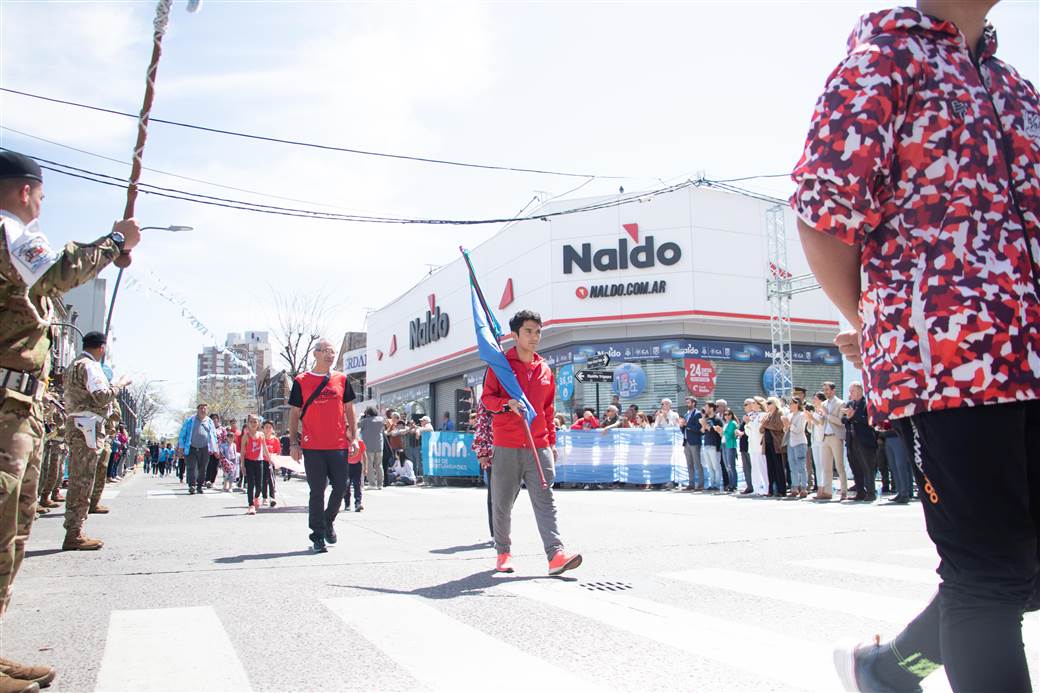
[34,506,48,515]
[0,672,39,693]
[61,532,103,551]
[41,497,60,509]
[50,491,64,503]
[88,504,110,514]
[0,658,55,688]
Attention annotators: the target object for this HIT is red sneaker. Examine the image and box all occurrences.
[548,550,582,576]
[495,553,514,573]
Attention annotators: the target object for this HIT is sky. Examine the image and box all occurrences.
[1,0,1037,435]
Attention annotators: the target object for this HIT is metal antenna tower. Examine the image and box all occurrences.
[766,204,822,398]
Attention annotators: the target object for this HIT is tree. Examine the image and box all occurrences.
[204,385,254,426]
[270,289,336,377]
[128,380,168,437]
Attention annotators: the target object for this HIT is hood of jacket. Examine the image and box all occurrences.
[847,6,997,61]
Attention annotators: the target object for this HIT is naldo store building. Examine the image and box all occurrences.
[365,185,843,429]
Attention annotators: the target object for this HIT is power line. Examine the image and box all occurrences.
[1,125,393,215]
[2,87,629,180]
[31,153,697,226]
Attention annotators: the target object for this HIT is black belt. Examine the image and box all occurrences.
[0,367,41,397]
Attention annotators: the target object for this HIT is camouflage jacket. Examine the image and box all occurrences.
[43,391,67,442]
[0,216,119,399]
[64,351,120,420]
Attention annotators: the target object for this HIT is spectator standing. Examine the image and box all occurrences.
[786,399,810,498]
[681,397,703,491]
[416,415,434,482]
[653,398,681,428]
[842,382,877,502]
[816,382,848,500]
[761,397,787,498]
[176,404,218,495]
[358,407,385,489]
[384,413,406,488]
[700,403,725,491]
[737,399,754,494]
[482,310,582,576]
[439,412,455,431]
[880,424,913,504]
[721,410,739,492]
[747,397,768,495]
[599,405,622,430]
[287,338,358,553]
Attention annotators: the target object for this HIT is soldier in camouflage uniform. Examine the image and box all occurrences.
[62,333,129,551]
[37,380,66,513]
[0,150,140,692]
[36,382,66,507]
[87,403,121,516]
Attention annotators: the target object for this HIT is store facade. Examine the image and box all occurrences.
[366,186,843,424]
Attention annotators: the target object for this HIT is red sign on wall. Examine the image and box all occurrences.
[684,358,716,397]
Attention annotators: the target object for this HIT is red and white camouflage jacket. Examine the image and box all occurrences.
[792,7,1040,422]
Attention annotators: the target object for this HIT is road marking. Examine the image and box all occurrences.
[324,594,605,692]
[146,489,229,499]
[890,547,937,559]
[662,567,925,622]
[101,488,120,499]
[96,606,250,692]
[791,558,936,584]
[502,580,835,691]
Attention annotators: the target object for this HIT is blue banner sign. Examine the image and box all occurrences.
[422,431,480,477]
[555,429,686,485]
[557,364,575,401]
[543,338,840,369]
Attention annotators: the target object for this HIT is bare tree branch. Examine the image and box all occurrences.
[270,289,336,377]
[128,380,168,434]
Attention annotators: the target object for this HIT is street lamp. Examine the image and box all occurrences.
[103,222,194,358]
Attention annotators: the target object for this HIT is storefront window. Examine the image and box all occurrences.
[380,384,431,422]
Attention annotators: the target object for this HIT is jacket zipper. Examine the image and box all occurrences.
[970,51,1040,298]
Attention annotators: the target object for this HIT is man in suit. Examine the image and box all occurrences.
[842,382,877,501]
[816,381,848,500]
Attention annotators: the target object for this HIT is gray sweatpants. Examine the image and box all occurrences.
[491,446,563,560]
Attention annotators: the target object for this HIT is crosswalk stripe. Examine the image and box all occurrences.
[502,580,836,692]
[324,594,605,692]
[96,606,251,692]
[791,558,936,584]
[101,488,120,500]
[890,548,938,559]
[662,567,925,622]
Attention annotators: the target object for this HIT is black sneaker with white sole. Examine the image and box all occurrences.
[325,525,337,545]
[311,539,328,553]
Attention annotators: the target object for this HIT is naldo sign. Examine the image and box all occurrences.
[562,223,681,274]
[409,294,451,350]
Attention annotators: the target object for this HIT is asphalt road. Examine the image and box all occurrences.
[3,470,1037,692]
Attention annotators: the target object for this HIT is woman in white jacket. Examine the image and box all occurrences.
[746,397,769,495]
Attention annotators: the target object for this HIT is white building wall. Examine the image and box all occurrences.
[366,186,840,394]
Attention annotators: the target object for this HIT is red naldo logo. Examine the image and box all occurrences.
[575,286,589,300]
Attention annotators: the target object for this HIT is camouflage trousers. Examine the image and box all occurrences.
[63,424,106,535]
[91,445,109,511]
[38,438,65,500]
[0,397,44,617]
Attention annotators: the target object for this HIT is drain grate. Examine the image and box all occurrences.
[581,581,633,592]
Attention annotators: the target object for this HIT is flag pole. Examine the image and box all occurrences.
[460,248,548,490]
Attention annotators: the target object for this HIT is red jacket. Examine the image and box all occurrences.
[571,415,600,430]
[481,347,556,449]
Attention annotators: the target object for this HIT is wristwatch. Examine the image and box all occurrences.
[109,230,126,251]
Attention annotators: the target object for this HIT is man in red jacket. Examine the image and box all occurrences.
[481,310,582,576]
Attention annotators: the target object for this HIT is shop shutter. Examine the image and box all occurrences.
[433,377,466,426]
[791,363,844,399]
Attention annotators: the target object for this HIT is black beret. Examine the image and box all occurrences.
[0,150,43,182]
[82,331,107,349]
